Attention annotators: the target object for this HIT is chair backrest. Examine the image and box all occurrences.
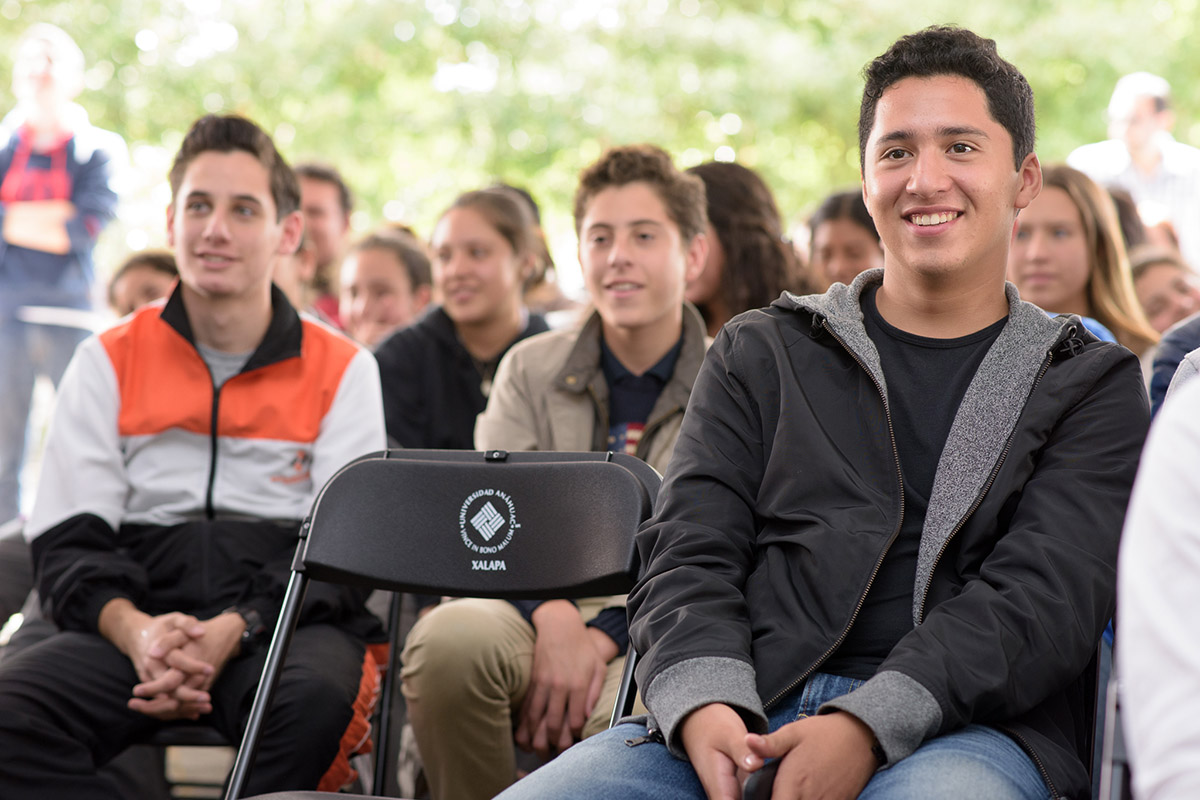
[296,449,660,600]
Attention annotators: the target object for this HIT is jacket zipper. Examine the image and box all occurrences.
[999,725,1059,798]
[764,320,906,709]
[589,384,612,451]
[635,405,682,462]
[913,345,1061,799]
[204,382,221,521]
[915,348,1054,622]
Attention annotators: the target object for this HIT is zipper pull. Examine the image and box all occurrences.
[1055,335,1085,358]
[624,726,665,747]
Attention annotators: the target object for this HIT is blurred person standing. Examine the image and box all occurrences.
[1069,72,1200,270]
[0,24,124,526]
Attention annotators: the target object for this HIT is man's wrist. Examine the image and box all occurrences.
[529,599,581,631]
[832,710,885,767]
[221,606,267,656]
[585,625,620,663]
[97,597,148,656]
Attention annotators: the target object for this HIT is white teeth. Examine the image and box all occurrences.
[910,212,959,226]
[610,282,639,290]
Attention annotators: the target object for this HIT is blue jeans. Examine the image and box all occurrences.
[0,317,88,524]
[495,672,1052,800]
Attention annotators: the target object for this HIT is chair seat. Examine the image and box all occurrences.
[142,724,231,748]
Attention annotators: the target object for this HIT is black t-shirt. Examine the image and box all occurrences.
[823,285,1006,680]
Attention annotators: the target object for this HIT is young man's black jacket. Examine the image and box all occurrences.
[629,270,1149,800]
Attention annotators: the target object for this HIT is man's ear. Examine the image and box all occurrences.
[277,211,304,256]
[165,202,176,248]
[413,284,433,313]
[684,231,710,285]
[860,171,872,219]
[1014,152,1043,212]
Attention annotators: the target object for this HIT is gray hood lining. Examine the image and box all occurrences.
[779,269,1075,620]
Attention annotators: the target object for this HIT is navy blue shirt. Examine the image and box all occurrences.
[600,335,683,455]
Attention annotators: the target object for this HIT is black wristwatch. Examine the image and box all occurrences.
[224,605,269,655]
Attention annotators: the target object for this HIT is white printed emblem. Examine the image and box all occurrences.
[459,489,519,554]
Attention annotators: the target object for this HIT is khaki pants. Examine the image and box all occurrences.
[400,597,642,800]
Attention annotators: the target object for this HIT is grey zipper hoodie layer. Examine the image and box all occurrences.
[630,269,1149,798]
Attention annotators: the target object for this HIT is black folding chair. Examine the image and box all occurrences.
[225,448,660,800]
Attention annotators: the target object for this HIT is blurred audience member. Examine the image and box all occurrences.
[1131,247,1200,334]
[1107,186,1150,252]
[339,229,432,349]
[684,161,802,336]
[1149,312,1200,417]
[492,182,580,324]
[374,187,548,449]
[1,24,124,525]
[1007,164,1158,356]
[1069,72,1200,269]
[270,234,327,320]
[807,189,883,290]
[1119,375,1200,800]
[107,249,176,317]
[295,162,352,326]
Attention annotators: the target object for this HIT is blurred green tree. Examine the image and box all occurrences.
[2,0,1197,287]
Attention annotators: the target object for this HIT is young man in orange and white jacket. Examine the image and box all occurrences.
[0,114,385,799]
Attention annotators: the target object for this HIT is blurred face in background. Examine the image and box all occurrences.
[431,206,526,330]
[110,264,176,317]
[271,237,318,310]
[1008,185,1091,315]
[340,246,431,347]
[1109,95,1168,159]
[810,218,884,288]
[1135,260,1200,333]
[299,177,350,269]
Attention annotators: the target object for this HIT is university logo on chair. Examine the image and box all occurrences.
[460,488,520,571]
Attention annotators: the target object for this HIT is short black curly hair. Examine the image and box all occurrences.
[858,26,1035,170]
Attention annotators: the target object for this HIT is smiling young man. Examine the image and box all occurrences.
[495,27,1148,800]
[400,144,710,800]
[0,115,386,798]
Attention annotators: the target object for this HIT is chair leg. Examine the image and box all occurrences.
[224,571,309,800]
[610,648,639,728]
[369,591,404,794]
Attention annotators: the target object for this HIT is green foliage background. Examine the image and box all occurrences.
[3,0,1199,285]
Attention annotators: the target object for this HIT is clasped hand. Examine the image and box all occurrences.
[680,703,879,800]
[125,611,243,721]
